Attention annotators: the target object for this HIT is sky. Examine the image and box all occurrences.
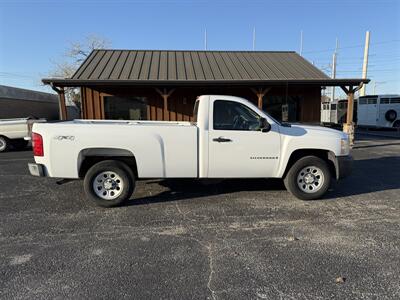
[0,0,399,98]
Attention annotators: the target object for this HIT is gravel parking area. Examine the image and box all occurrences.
[1,136,399,299]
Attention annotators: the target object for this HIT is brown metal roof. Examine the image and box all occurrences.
[43,50,369,86]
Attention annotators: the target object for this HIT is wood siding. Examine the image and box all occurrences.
[80,85,322,123]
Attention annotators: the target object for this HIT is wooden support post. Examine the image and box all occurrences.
[162,94,168,120]
[346,90,355,126]
[50,84,68,120]
[155,88,175,121]
[257,93,262,109]
[341,85,355,146]
[58,89,68,121]
[251,87,271,109]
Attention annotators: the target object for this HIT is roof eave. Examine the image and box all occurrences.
[42,78,370,87]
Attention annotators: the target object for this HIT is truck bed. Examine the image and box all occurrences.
[33,120,198,179]
[71,119,193,127]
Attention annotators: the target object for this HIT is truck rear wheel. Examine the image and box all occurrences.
[0,136,10,152]
[284,156,331,200]
[83,160,135,207]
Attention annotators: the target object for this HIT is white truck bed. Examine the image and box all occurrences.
[33,120,198,178]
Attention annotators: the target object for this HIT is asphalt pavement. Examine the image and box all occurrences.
[0,135,399,299]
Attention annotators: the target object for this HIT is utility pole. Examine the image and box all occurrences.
[360,30,370,96]
[300,30,303,56]
[331,38,339,102]
[204,28,207,51]
[252,27,256,51]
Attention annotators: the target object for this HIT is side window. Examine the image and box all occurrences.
[213,100,260,131]
[390,97,400,104]
[380,98,390,104]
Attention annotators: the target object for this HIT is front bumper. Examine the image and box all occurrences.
[335,155,353,180]
[28,163,46,177]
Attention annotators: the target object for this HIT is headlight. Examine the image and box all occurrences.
[340,136,350,155]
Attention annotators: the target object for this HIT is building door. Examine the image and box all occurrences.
[208,99,281,178]
[103,96,148,120]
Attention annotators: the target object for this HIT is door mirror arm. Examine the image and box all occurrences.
[259,117,271,133]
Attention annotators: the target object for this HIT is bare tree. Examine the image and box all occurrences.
[49,35,111,107]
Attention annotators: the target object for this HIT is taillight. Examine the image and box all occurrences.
[32,133,44,157]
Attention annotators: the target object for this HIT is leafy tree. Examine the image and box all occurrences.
[49,35,111,107]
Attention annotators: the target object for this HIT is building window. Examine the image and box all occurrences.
[263,95,301,122]
[103,96,147,120]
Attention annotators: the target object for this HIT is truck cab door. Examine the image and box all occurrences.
[207,98,281,178]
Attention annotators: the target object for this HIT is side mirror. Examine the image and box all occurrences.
[259,117,271,133]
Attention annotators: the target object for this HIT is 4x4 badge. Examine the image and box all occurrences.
[54,136,75,141]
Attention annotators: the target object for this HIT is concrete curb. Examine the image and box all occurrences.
[357,132,400,139]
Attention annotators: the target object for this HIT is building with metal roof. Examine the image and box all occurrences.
[0,85,59,119]
[43,50,368,124]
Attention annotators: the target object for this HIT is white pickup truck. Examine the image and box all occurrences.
[28,95,352,207]
[0,118,46,152]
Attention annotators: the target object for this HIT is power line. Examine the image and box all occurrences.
[303,39,400,54]
[0,72,39,79]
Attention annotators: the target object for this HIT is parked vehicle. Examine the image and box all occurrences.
[0,118,46,152]
[321,99,357,126]
[357,94,400,128]
[28,95,352,207]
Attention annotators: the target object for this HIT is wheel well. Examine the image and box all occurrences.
[79,156,138,179]
[283,149,336,178]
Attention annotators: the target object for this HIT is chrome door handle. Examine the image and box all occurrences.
[212,137,232,143]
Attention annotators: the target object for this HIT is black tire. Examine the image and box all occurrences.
[83,160,135,207]
[385,110,397,122]
[284,156,331,200]
[0,136,10,152]
[393,120,400,128]
[12,139,29,150]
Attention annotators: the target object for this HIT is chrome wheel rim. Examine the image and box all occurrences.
[297,166,324,193]
[93,171,124,200]
[0,138,6,151]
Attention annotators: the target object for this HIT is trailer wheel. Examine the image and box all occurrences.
[84,160,135,207]
[385,110,397,122]
[284,156,331,200]
[0,136,10,152]
[393,120,400,128]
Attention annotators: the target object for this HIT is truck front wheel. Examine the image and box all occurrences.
[284,156,331,200]
[83,160,135,207]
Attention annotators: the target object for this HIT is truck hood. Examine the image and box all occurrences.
[280,124,348,139]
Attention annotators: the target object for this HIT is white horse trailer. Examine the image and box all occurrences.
[321,102,337,124]
[321,99,353,125]
[357,95,400,128]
